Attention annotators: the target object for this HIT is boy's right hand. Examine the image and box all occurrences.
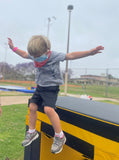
[8,38,14,50]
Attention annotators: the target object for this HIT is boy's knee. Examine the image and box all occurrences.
[44,106,54,115]
[29,103,38,113]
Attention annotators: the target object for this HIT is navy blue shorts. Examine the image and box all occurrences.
[29,85,59,111]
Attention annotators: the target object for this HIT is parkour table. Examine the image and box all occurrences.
[24,96,119,160]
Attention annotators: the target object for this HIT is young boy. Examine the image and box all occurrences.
[8,35,104,154]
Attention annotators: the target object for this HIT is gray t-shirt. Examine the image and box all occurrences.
[27,51,66,87]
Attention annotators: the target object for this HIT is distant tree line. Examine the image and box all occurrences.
[0,62,35,81]
[0,62,73,81]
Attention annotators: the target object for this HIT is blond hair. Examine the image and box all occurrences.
[27,35,51,57]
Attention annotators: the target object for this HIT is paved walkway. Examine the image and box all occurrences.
[1,96,31,106]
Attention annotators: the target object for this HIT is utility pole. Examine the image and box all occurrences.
[64,5,74,95]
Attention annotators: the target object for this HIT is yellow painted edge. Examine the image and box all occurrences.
[26,115,29,126]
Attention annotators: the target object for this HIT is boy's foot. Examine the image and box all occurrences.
[51,135,66,154]
[22,130,39,147]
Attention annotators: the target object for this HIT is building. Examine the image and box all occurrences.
[69,75,119,86]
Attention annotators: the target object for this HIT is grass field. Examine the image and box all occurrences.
[0,104,27,160]
[60,84,119,100]
[0,90,32,97]
[98,100,119,105]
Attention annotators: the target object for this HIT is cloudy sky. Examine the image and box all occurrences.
[0,0,119,72]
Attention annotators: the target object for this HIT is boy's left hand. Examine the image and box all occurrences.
[8,38,14,50]
[90,46,104,55]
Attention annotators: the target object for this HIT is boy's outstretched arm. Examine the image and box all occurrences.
[8,38,28,58]
[65,46,104,60]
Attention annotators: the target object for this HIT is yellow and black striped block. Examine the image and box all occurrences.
[24,96,119,160]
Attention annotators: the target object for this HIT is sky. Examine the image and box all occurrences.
[0,0,119,74]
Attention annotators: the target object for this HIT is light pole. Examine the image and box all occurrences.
[64,5,74,95]
[47,16,56,38]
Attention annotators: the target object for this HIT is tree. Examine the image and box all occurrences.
[62,68,73,80]
[0,62,35,80]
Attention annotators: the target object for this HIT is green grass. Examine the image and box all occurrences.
[60,84,119,100]
[0,104,28,160]
[98,100,119,106]
[1,91,32,97]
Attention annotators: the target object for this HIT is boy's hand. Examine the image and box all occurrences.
[90,46,104,55]
[8,38,14,50]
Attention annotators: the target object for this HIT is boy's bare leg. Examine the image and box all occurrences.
[44,106,61,133]
[44,106,66,154]
[22,103,39,147]
[29,103,38,129]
